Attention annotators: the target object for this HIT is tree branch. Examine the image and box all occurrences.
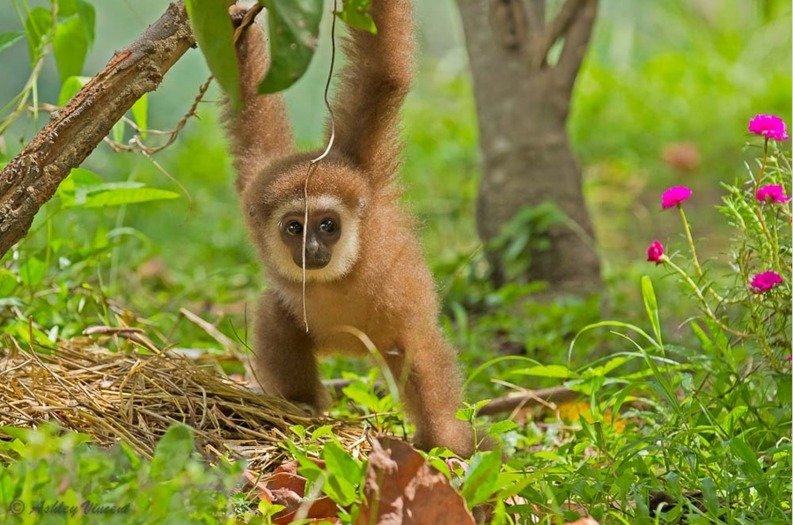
[0,2,195,258]
[477,386,580,416]
[525,0,546,32]
[531,0,585,69]
[555,0,597,90]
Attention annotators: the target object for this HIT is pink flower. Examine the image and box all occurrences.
[756,184,790,203]
[646,240,664,264]
[749,271,784,293]
[661,186,693,209]
[748,114,789,141]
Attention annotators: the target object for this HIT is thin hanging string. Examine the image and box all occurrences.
[301,0,339,333]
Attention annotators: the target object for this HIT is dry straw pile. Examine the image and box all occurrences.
[0,337,366,472]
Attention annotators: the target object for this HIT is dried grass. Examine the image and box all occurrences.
[0,337,367,473]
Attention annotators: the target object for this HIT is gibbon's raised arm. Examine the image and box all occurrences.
[225,20,295,193]
[331,0,414,184]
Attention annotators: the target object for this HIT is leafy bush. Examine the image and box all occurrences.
[0,424,244,525]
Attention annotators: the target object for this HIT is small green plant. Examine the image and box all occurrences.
[0,424,244,524]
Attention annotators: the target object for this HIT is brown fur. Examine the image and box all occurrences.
[223,1,480,456]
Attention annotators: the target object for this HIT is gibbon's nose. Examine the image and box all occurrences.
[303,238,331,269]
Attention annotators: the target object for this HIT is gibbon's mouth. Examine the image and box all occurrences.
[292,252,331,270]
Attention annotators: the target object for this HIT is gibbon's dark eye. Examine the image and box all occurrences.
[319,218,336,234]
[286,221,303,235]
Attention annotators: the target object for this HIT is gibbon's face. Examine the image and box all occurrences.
[263,195,361,283]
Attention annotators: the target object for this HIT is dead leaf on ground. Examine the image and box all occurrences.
[357,436,475,525]
[245,460,339,524]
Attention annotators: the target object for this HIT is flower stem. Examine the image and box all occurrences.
[753,142,781,271]
[676,205,724,303]
[662,256,750,338]
[677,205,702,276]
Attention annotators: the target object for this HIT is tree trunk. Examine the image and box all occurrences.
[458,0,601,296]
[0,2,195,258]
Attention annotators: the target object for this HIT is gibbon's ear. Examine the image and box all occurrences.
[330,0,414,187]
[223,13,296,194]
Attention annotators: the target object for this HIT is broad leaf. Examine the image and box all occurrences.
[19,256,47,288]
[150,424,195,480]
[53,14,90,81]
[63,180,179,208]
[336,0,376,33]
[82,188,179,208]
[321,441,361,506]
[185,0,240,109]
[59,0,96,46]
[259,0,323,93]
[461,450,501,508]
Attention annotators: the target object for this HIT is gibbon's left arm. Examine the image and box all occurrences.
[330,0,414,186]
[224,13,295,193]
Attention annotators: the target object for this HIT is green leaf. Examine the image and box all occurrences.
[640,276,663,345]
[84,188,179,208]
[53,14,90,81]
[24,7,52,64]
[57,75,90,105]
[58,0,96,46]
[63,182,179,208]
[0,32,24,55]
[131,94,148,139]
[57,166,101,204]
[150,424,195,480]
[184,0,240,108]
[512,364,578,379]
[342,383,380,411]
[19,256,46,288]
[336,0,376,33]
[68,167,103,185]
[729,437,763,480]
[0,268,19,296]
[322,441,361,506]
[259,0,323,94]
[461,450,501,508]
[488,420,517,436]
[700,477,720,516]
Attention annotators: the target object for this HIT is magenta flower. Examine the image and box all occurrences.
[646,240,665,264]
[748,114,789,141]
[749,271,784,293]
[661,186,693,209]
[756,184,790,203]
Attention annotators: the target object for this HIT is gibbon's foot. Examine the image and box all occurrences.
[413,418,480,458]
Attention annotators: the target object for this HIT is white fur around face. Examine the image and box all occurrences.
[261,194,361,283]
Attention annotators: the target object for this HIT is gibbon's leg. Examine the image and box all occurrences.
[251,291,330,412]
[388,328,477,457]
[224,10,294,193]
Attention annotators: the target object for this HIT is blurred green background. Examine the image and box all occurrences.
[0,0,790,371]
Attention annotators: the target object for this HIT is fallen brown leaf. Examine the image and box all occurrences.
[357,436,475,525]
[245,460,339,524]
